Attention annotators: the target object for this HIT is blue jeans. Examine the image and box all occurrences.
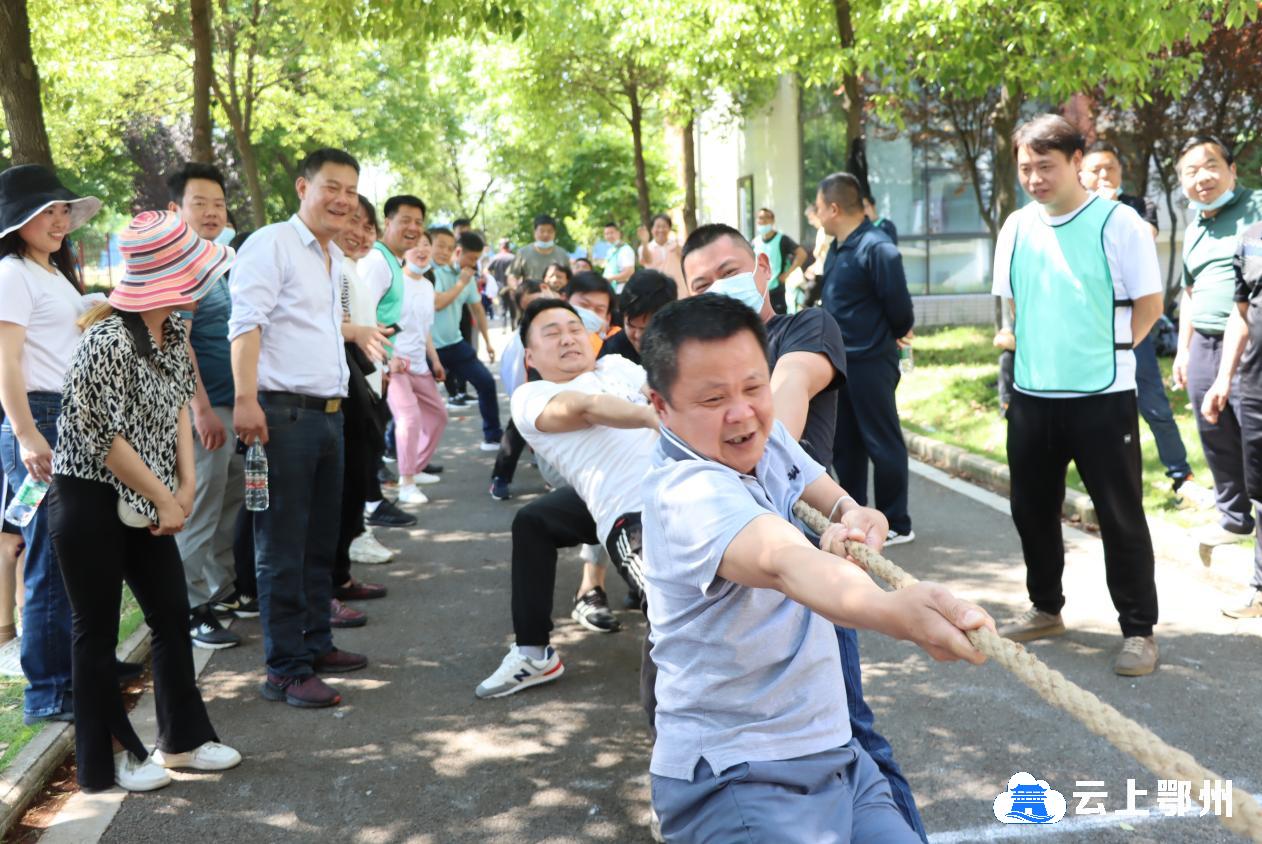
[437,340,503,443]
[253,402,343,678]
[1,393,73,719]
[836,626,928,842]
[1133,336,1191,479]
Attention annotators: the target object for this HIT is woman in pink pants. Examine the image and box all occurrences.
[387,233,448,505]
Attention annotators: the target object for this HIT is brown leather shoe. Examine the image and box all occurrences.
[330,598,367,628]
[334,578,387,601]
[261,674,341,708]
[314,648,369,674]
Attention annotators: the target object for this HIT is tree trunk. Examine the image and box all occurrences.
[628,85,652,229]
[236,131,266,228]
[189,0,215,163]
[832,0,864,144]
[0,0,54,167]
[681,114,698,234]
[989,83,1022,329]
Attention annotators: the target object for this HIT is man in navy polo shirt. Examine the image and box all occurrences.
[816,171,916,545]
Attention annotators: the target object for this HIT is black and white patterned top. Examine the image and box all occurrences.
[53,312,195,523]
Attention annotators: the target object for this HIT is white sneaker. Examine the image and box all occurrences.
[413,471,441,485]
[475,645,564,699]
[152,741,242,771]
[396,484,429,505]
[349,529,395,564]
[1196,523,1249,547]
[115,751,172,791]
[478,441,501,452]
[886,529,916,546]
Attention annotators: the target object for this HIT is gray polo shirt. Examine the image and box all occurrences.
[641,422,851,781]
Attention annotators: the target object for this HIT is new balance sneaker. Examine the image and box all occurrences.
[190,605,241,650]
[365,499,417,527]
[414,471,441,485]
[152,742,242,771]
[261,673,341,708]
[571,587,620,633]
[475,645,564,699]
[211,591,260,619]
[489,477,511,500]
[330,599,367,628]
[397,484,430,505]
[114,752,172,792]
[479,440,501,452]
[997,606,1066,643]
[885,529,916,546]
[349,529,395,564]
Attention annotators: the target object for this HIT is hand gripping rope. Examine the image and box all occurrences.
[792,500,1262,842]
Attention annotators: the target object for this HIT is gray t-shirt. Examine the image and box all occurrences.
[641,421,851,780]
[510,245,569,282]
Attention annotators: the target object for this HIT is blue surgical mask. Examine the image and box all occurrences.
[406,261,430,276]
[535,240,555,250]
[572,305,607,338]
[756,224,774,237]
[709,271,766,314]
[1188,189,1235,213]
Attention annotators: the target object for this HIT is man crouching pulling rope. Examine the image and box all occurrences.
[638,294,995,843]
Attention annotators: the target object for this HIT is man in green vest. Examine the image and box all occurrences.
[1171,136,1262,595]
[359,194,426,334]
[991,114,1164,677]
[753,207,808,315]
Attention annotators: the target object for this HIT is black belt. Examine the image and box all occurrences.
[259,391,342,413]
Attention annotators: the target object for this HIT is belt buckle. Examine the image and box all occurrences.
[325,398,342,413]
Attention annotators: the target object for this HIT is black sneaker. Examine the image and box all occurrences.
[212,591,260,619]
[571,587,620,633]
[366,499,417,528]
[190,605,242,650]
[623,586,644,612]
[422,463,444,474]
[490,477,511,500]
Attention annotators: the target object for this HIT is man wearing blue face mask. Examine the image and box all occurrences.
[753,207,809,315]
[509,214,570,287]
[1172,135,1262,589]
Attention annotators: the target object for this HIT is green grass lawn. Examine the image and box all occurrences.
[898,325,1212,526]
[0,587,145,772]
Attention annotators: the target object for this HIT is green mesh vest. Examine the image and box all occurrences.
[1011,196,1128,394]
[372,241,404,329]
[754,231,785,289]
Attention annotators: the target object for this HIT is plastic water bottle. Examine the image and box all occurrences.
[4,476,49,528]
[898,345,915,374]
[244,441,269,511]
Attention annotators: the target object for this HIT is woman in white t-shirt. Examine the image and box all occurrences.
[387,231,449,505]
[0,164,102,725]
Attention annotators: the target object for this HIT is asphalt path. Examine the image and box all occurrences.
[86,347,1258,843]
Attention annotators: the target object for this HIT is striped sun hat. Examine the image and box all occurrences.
[109,210,234,312]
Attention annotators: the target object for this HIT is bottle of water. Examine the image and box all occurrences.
[898,345,915,374]
[4,476,49,528]
[244,441,269,511]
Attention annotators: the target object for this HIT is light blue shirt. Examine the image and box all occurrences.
[641,421,850,780]
[227,215,350,398]
[431,264,478,349]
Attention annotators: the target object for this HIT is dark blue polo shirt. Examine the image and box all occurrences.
[821,219,914,361]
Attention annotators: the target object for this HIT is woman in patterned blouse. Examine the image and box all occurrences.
[46,211,242,793]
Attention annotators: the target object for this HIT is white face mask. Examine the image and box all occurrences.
[708,271,765,314]
[1188,188,1235,213]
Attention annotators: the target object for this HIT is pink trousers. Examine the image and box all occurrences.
[386,370,449,476]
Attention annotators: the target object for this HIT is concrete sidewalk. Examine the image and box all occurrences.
[37,339,1260,842]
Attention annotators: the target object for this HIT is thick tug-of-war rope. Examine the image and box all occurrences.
[792,501,1262,842]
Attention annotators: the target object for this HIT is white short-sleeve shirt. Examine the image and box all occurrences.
[991,197,1162,397]
[0,256,90,393]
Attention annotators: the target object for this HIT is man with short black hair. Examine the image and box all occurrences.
[862,194,899,244]
[230,147,370,709]
[434,230,501,449]
[487,237,517,327]
[166,162,247,650]
[993,115,1163,676]
[1174,134,1262,613]
[510,215,570,285]
[753,207,809,315]
[602,221,637,291]
[816,172,915,544]
[637,293,991,842]
[1079,142,1193,491]
[599,269,678,364]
